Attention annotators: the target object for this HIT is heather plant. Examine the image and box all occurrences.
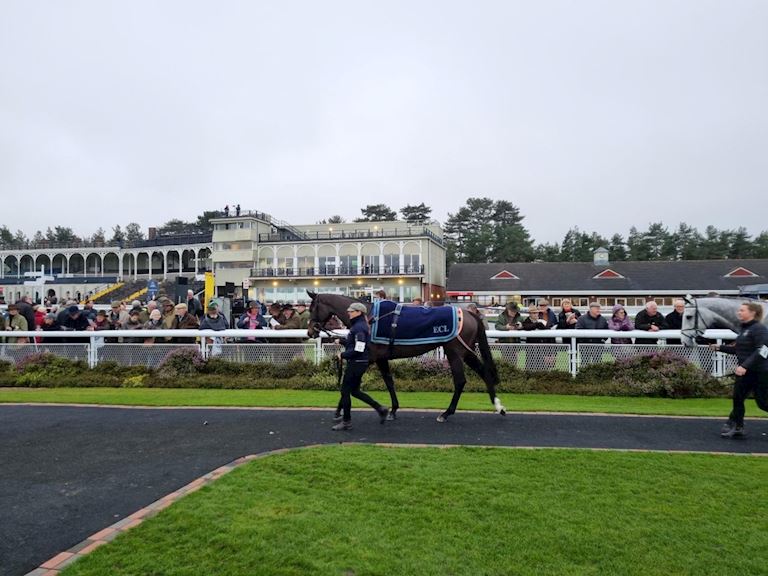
[156,347,206,378]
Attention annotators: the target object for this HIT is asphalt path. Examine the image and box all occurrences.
[2,405,767,576]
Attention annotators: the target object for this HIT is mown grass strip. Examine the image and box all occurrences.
[61,445,768,576]
[1,386,765,418]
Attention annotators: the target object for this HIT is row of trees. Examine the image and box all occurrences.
[0,224,146,250]
[318,203,433,225]
[3,201,768,262]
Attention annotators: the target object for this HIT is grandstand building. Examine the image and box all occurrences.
[0,212,448,305]
[211,212,447,303]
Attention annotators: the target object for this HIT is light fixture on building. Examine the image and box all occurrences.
[313,279,319,286]
[272,281,278,286]
[356,279,362,285]
[398,278,404,285]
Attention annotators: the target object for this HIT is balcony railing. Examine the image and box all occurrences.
[258,227,445,246]
[250,265,425,278]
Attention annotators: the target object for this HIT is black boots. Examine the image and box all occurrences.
[720,421,745,438]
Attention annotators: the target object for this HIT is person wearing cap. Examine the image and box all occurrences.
[295,302,310,330]
[120,308,145,343]
[108,300,129,330]
[61,305,91,344]
[331,301,388,431]
[495,301,523,344]
[93,309,113,331]
[4,304,30,344]
[40,312,63,344]
[172,302,200,343]
[274,304,301,330]
[158,298,177,342]
[200,301,229,331]
[236,301,265,341]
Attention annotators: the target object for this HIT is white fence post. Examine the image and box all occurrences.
[88,335,97,368]
[315,338,323,365]
[200,336,208,360]
[569,338,578,377]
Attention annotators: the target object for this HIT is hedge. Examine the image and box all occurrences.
[0,349,730,398]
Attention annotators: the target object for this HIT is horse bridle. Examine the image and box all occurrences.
[681,297,708,340]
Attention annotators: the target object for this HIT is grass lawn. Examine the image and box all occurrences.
[1,386,765,418]
[62,445,768,576]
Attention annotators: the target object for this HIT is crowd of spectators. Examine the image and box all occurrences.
[493,298,688,344]
[0,291,314,346]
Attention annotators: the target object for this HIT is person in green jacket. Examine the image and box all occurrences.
[494,301,522,344]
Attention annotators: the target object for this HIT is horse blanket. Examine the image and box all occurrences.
[370,301,462,345]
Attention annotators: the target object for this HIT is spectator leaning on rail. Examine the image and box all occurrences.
[173,303,200,343]
[41,313,63,344]
[122,308,145,343]
[5,304,30,344]
[236,300,265,341]
[607,304,634,344]
[495,301,523,344]
[200,301,229,331]
[537,299,557,326]
[142,309,163,345]
[710,300,768,438]
[556,298,581,345]
[575,302,609,340]
[295,302,310,329]
[662,299,686,345]
[158,297,177,342]
[575,302,609,365]
[274,304,301,330]
[634,301,666,344]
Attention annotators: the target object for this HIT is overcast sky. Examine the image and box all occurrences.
[1,1,766,245]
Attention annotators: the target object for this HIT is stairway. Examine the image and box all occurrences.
[84,282,125,304]
[91,280,148,304]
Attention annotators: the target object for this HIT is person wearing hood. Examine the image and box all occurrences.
[142,309,163,344]
[607,304,634,345]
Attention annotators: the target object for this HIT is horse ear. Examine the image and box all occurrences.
[306,290,317,300]
[683,294,693,304]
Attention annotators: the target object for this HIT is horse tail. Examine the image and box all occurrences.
[474,314,499,386]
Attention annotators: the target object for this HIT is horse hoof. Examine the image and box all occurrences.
[498,408,507,416]
[436,414,447,423]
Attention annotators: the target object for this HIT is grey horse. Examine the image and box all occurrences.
[681,296,767,347]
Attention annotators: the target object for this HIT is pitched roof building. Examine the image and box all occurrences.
[447,253,768,311]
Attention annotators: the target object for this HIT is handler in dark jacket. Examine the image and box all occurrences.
[331,302,388,431]
[711,300,768,438]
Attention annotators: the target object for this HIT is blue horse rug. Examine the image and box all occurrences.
[370,301,462,345]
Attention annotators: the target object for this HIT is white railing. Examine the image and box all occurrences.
[0,329,738,377]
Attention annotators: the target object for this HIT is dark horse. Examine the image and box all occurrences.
[306,291,506,422]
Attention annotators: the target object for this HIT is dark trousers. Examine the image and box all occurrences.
[729,371,768,426]
[339,361,381,422]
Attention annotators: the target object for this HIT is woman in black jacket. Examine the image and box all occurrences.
[331,302,388,431]
[711,301,768,438]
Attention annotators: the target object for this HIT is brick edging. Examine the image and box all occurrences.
[24,442,768,574]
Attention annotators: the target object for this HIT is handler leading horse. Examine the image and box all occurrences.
[307,291,506,422]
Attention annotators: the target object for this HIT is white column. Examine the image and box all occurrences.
[293,246,298,276]
[162,251,168,280]
[65,254,71,275]
[398,241,405,274]
[17,254,21,278]
[0,256,4,279]
[99,253,105,276]
[148,252,152,277]
[83,253,88,277]
[313,245,319,272]
[357,243,362,274]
